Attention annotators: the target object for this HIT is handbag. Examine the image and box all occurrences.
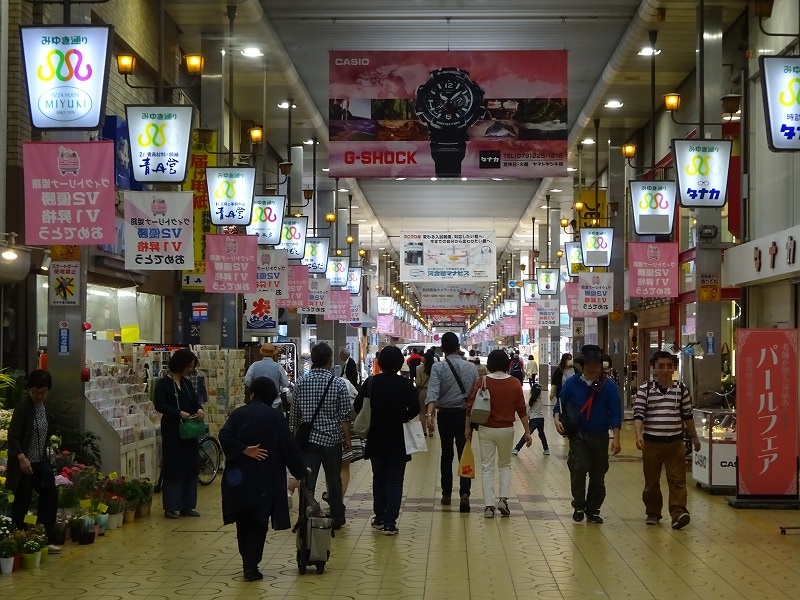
[403,418,428,455]
[470,376,491,425]
[352,377,373,439]
[457,439,476,479]
[174,380,205,440]
[295,375,335,450]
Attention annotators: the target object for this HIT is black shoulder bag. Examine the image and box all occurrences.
[444,358,469,404]
[295,375,335,450]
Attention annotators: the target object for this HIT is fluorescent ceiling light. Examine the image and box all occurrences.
[581,138,595,145]
[567,167,577,172]
[321,167,330,172]
[461,177,467,181]
[338,188,349,192]
[637,47,661,56]
[277,102,297,109]
[430,177,437,181]
[303,139,318,145]
[395,177,406,181]
[491,177,503,181]
[357,219,368,222]
[351,205,359,209]
[550,188,562,193]
[241,47,263,57]
[604,100,623,109]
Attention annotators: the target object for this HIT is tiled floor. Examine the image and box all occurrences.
[2,417,800,599]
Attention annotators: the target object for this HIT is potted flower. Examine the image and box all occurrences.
[135,478,154,518]
[0,538,16,575]
[121,481,141,523]
[21,538,40,570]
[53,513,68,546]
[106,495,124,530]
[30,525,48,564]
[79,513,96,545]
[68,513,84,544]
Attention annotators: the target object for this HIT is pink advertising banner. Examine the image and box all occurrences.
[24,141,116,245]
[577,272,613,316]
[377,315,393,334]
[304,278,330,315]
[565,282,581,317]
[501,317,519,337]
[628,242,679,298]
[278,265,309,308]
[533,299,559,326]
[329,50,567,179]
[204,234,258,293]
[522,304,538,329]
[325,289,351,321]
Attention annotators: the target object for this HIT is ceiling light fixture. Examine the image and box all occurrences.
[637,47,661,56]
[277,101,297,109]
[395,177,406,181]
[567,167,577,172]
[550,188,562,193]
[240,47,263,57]
[338,188,349,193]
[321,167,330,172]
[430,177,437,181]
[604,100,624,108]
[581,138,596,145]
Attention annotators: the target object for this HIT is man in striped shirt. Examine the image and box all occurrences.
[634,351,700,529]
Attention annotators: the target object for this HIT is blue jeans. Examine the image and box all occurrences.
[370,455,407,528]
[516,418,548,451]
[303,443,345,524]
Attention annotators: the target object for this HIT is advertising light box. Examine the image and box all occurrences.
[246,196,286,246]
[760,56,800,152]
[536,268,560,296]
[207,167,256,226]
[673,139,731,208]
[629,180,676,235]
[580,227,613,267]
[126,105,193,183]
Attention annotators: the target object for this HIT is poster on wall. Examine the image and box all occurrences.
[735,328,798,498]
[207,167,256,226]
[419,284,481,312]
[577,272,613,316]
[125,105,193,183]
[247,196,286,245]
[21,25,113,130]
[628,242,679,298]
[673,139,731,208]
[48,261,81,306]
[123,191,194,269]
[204,234,258,294]
[181,130,216,290]
[759,56,800,152]
[329,50,567,179]
[400,231,496,282]
[23,141,116,245]
[629,181,676,235]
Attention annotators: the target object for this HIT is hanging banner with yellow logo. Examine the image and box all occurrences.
[126,105,194,183]
[673,139,731,208]
[760,56,800,152]
[181,130,216,290]
[565,241,588,276]
[536,268,560,296]
[207,167,256,226]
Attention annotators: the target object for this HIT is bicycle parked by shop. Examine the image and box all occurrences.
[154,431,222,492]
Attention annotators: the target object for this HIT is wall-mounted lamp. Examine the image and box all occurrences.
[751,0,799,36]
[117,53,205,82]
[574,200,585,211]
[116,54,136,74]
[358,248,367,257]
[664,92,739,126]
[248,126,263,144]
[346,235,355,245]
[698,224,719,240]
[556,249,564,258]
[185,54,205,75]
[40,250,51,271]
[622,144,637,159]
[302,189,314,201]
[336,248,343,256]
[664,92,681,112]
[561,219,579,234]
[325,212,337,223]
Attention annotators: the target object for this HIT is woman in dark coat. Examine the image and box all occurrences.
[354,346,420,536]
[219,377,308,581]
[153,349,204,519]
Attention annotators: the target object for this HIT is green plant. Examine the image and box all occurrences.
[58,430,102,468]
[121,481,141,509]
[135,478,154,503]
[0,369,22,410]
[0,538,16,558]
[22,539,39,554]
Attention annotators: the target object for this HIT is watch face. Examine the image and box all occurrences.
[415,70,485,130]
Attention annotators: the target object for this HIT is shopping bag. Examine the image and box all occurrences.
[403,418,428,455]
[457,439,476,479]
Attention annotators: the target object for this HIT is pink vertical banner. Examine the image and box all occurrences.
[628,242,679,297]
[736,329,799,497]
[564,282,581,317]
[23,141,116,245]
[278,265,309,308]
[377,315,392,334]
[522,304,538,329]
[325,290,351,321]
[204,234,258,293]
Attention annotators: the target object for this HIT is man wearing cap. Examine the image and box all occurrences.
[554,344,622,524]
[425,332,479,512]
[244,344,290,409]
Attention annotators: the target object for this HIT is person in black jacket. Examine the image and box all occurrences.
[355,346,420,535]
[339,347,360,390]
[153,349,204,519]
[219,377,308,581]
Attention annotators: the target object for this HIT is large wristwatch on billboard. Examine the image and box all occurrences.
[414,67,486,177]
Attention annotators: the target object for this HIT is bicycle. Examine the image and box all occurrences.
[154,433,222,492]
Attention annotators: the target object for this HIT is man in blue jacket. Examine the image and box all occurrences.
[553,344,621,524]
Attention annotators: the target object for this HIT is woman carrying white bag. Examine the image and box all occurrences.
[465,350,532,519]
[354,346,420,536]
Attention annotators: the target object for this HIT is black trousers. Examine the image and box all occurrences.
[234,511,268,572]
[437,408,471,497]
[11,463,58,543]
[567,432,610,514]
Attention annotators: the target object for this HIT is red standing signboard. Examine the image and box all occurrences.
[736,329,799,498]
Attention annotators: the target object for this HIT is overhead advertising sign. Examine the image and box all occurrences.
[243,290,278,333]
[629,180,676,235]
[503,300,518,317]
[204,234,258,293]
[247,196,286,245]
[577,272,613,315]
[21,25,113,130]
[673,139,732,208]
[325,289,351,321]
[736,328,798,498]
[522,279,538,304]
[123,191,194,269]
[401,231,496,282]
[532,299,558,326]
[255,249,287,294]
[277,265,308,308]
[301,237,330,273]
[329,50,567,179]
[275,216,308,260]
[125,105,193,183]
[419,284,481,311]
[305,278,330,314]
[579,227,613,268]
[536,268,560,296]
[759,56,800,152]
[181,129,216,290]
[378,296,394,315]
[207,167,256,226]
[326,256,350,287]
[346,267,362,295]
[628,242,679,298]
[521,304,537,329]
[564,241,587,277]
[23,141,116,245]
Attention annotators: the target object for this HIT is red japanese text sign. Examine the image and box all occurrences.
[736,329,799,497]
[628,242,679,298]
[204,234,257,294]
[24,141,116,245]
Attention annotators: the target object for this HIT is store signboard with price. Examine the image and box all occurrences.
[760,56,800,152]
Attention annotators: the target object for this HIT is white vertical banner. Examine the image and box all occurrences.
[244,289,278,333]
[577,272,614,316]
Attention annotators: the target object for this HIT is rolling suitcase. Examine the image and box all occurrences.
[293,481,333,574]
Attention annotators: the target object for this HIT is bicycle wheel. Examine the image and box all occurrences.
[197,436,222,485]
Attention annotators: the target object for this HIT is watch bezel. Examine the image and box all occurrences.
[414,67,486,131]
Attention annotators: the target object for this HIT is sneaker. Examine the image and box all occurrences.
[47,545,62,554]
[587,513,604,524]
[511,448,520,456]
[441,494,452,506]
[381,525,399,536]
[243,569,263,581]
[484,506,495,518]
[371,518,384,530]
[164,511,180,519]
[572,509,585,522]
[459,494,470,513]
[672,512,691,530]
[497,498,510,517]
[181,509,201,517]
[645,515,661,525]
[543,449,550,455]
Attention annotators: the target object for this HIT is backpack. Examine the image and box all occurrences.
[509,359,523,378]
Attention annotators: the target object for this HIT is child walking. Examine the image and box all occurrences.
[512,383,549,456]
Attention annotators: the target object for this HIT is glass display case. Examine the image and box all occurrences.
[692,408,737,489]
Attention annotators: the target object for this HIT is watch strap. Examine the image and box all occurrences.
[431,140,467,177]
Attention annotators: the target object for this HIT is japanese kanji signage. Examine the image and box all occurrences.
[627,242,678,298]
[736,328,799,497]
[577,272,613,315]
[246,195,285,245]
[305,277,330,314]
[325,289,351,321]
[256,249,287,295]
[275,216,308,260]
[629,180,676,235]
[23,141,116,245]
[522,279,537,304]
[301,238,330,273]
[21,25,112,130]
[49,261,80,306]
[580,227,613,268]
[204,234,257,293]
[346,267,362,295]
[277,265,309,308]
[181,130,216,290]
[532,299,558,326]
[243,290,277,333]
[326,257,350,287]
[536,268,560,296]
[126,105,193,183]
[564,281,582,317]
[565,241,587,277]
[521,304,537,329]
[123,191,193,270]
[673,139,731,208]
[400,231,496,282]
[759,56,800,152]
[207,167,256,226]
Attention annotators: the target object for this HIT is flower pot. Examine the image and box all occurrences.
[69,526,81,543]
[22,553,37,570]
[52,528,67,546]
[12,554,21,572]
[34,550,42,568]
[0,557,14,575]
[93,524,100,538]
[79,530,95,545]
[97,514,109,535]
[123,510,136,524]
[108,513,122,530]
[39,546,48,565]
[136,502,151,518]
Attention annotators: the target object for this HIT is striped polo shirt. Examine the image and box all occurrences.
[633,381,693,442]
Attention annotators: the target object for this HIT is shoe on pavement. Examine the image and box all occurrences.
[543,449,550,455]
[371,518,384,530]
[672,512,691,530]
[483,506,495,518]
[381,525,399,536]
[181,509,201,517]
[587,513,604,524]
[164,511,180,519]
[459,494,470,513]
[646,515,661,525]
[243,569,263,581]
[497,498,510,517]
[441,494,451,506]
[511,448,520,456]
[572,509,584,522]
[47,545,62,554]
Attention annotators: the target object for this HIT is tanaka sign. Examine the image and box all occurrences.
[21,25,113,130]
